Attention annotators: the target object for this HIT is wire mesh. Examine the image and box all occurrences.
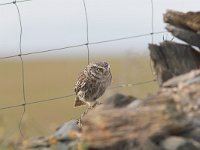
[0,0,166,138]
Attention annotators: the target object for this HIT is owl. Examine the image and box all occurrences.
[74,61,112,108]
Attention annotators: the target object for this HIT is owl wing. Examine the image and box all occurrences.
[74,72,89,107]
[74,72,88,94]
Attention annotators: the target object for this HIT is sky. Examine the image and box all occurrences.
[0,0,199,58]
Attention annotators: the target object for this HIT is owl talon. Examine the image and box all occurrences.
[77,119,82,128]
[90,101,102,109]
[78,109,88,128]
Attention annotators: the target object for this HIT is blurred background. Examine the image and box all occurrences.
[0,0,199,148]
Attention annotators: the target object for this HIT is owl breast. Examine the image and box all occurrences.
[84,76,111,102]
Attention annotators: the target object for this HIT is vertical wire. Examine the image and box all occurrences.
[150,0,154,43]
[14,1,26,138]
[82,0,90,65]
[149,0,155,77]
[86,44,90,65]
[82,0,89,43]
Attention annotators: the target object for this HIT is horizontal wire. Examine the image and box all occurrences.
[0,54,19,60]
[26,94,75,105]
[0,79,156,111]
[0,0,30,6]
[0,2,13,6]
[0,104,24,110]
[0,94,75,111]
[17,0,31,3]
[89,31,167,45]
[0,31,167,60]
[22,43,86,56]
[110,79,156,89]
[0,44,86,60]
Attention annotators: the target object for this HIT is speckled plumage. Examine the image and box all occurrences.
[74,62,112,107]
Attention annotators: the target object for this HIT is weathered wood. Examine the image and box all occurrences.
[149,41,200,85]
[164,10,200,33]
[166,25,200,48]
[149,10,200,85]
[80,70,200,150]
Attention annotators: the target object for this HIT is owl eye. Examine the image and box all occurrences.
[97,68,103,72]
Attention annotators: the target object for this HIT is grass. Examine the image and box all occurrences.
[0,55,158,148]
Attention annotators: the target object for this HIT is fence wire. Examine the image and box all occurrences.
[0,79,156,110]
[13,1,26,137]
[0,0,30,6]
[0,0,166,138]
[0,31,166,61]
[149,0,156,76]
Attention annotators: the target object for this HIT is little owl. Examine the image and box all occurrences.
[74,61,112,108]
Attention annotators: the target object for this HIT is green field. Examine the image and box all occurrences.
[0,56,158,148]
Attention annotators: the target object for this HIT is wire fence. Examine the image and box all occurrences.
[0,0,166,138]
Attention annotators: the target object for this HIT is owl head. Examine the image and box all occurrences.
[84,61,111,80]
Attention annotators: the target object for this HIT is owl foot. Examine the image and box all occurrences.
[78,107,90,128]
[78,101,102,128]
[77,118,82,128]
[78,112,85,128]
[90,101,102,109]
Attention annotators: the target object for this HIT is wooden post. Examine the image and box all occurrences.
[149,10,200,85]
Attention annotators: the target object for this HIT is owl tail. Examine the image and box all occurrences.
[74,97,86,107]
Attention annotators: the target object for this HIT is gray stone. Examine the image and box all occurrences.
[54,119,79,141]
[161,136,186,150]
[127,99,142,109]
[161,136,200,150]
[103,93,137,108]
[178,142,200,150]
[183,129,200,142]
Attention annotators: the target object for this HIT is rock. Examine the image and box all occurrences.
[22,137,49,150]
[127,99,142,109]
[80,69,200,150]
[102,93,137,108]
[161,136,187,150]
[178,142,200,150]
[163,70,200,88]
[21,69,200,150]
[21,119,80,150]
[53,119,80,141]
[161,136,200,150]
[183,128,200,142]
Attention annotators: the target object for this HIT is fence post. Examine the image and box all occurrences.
[149,10,200,85]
